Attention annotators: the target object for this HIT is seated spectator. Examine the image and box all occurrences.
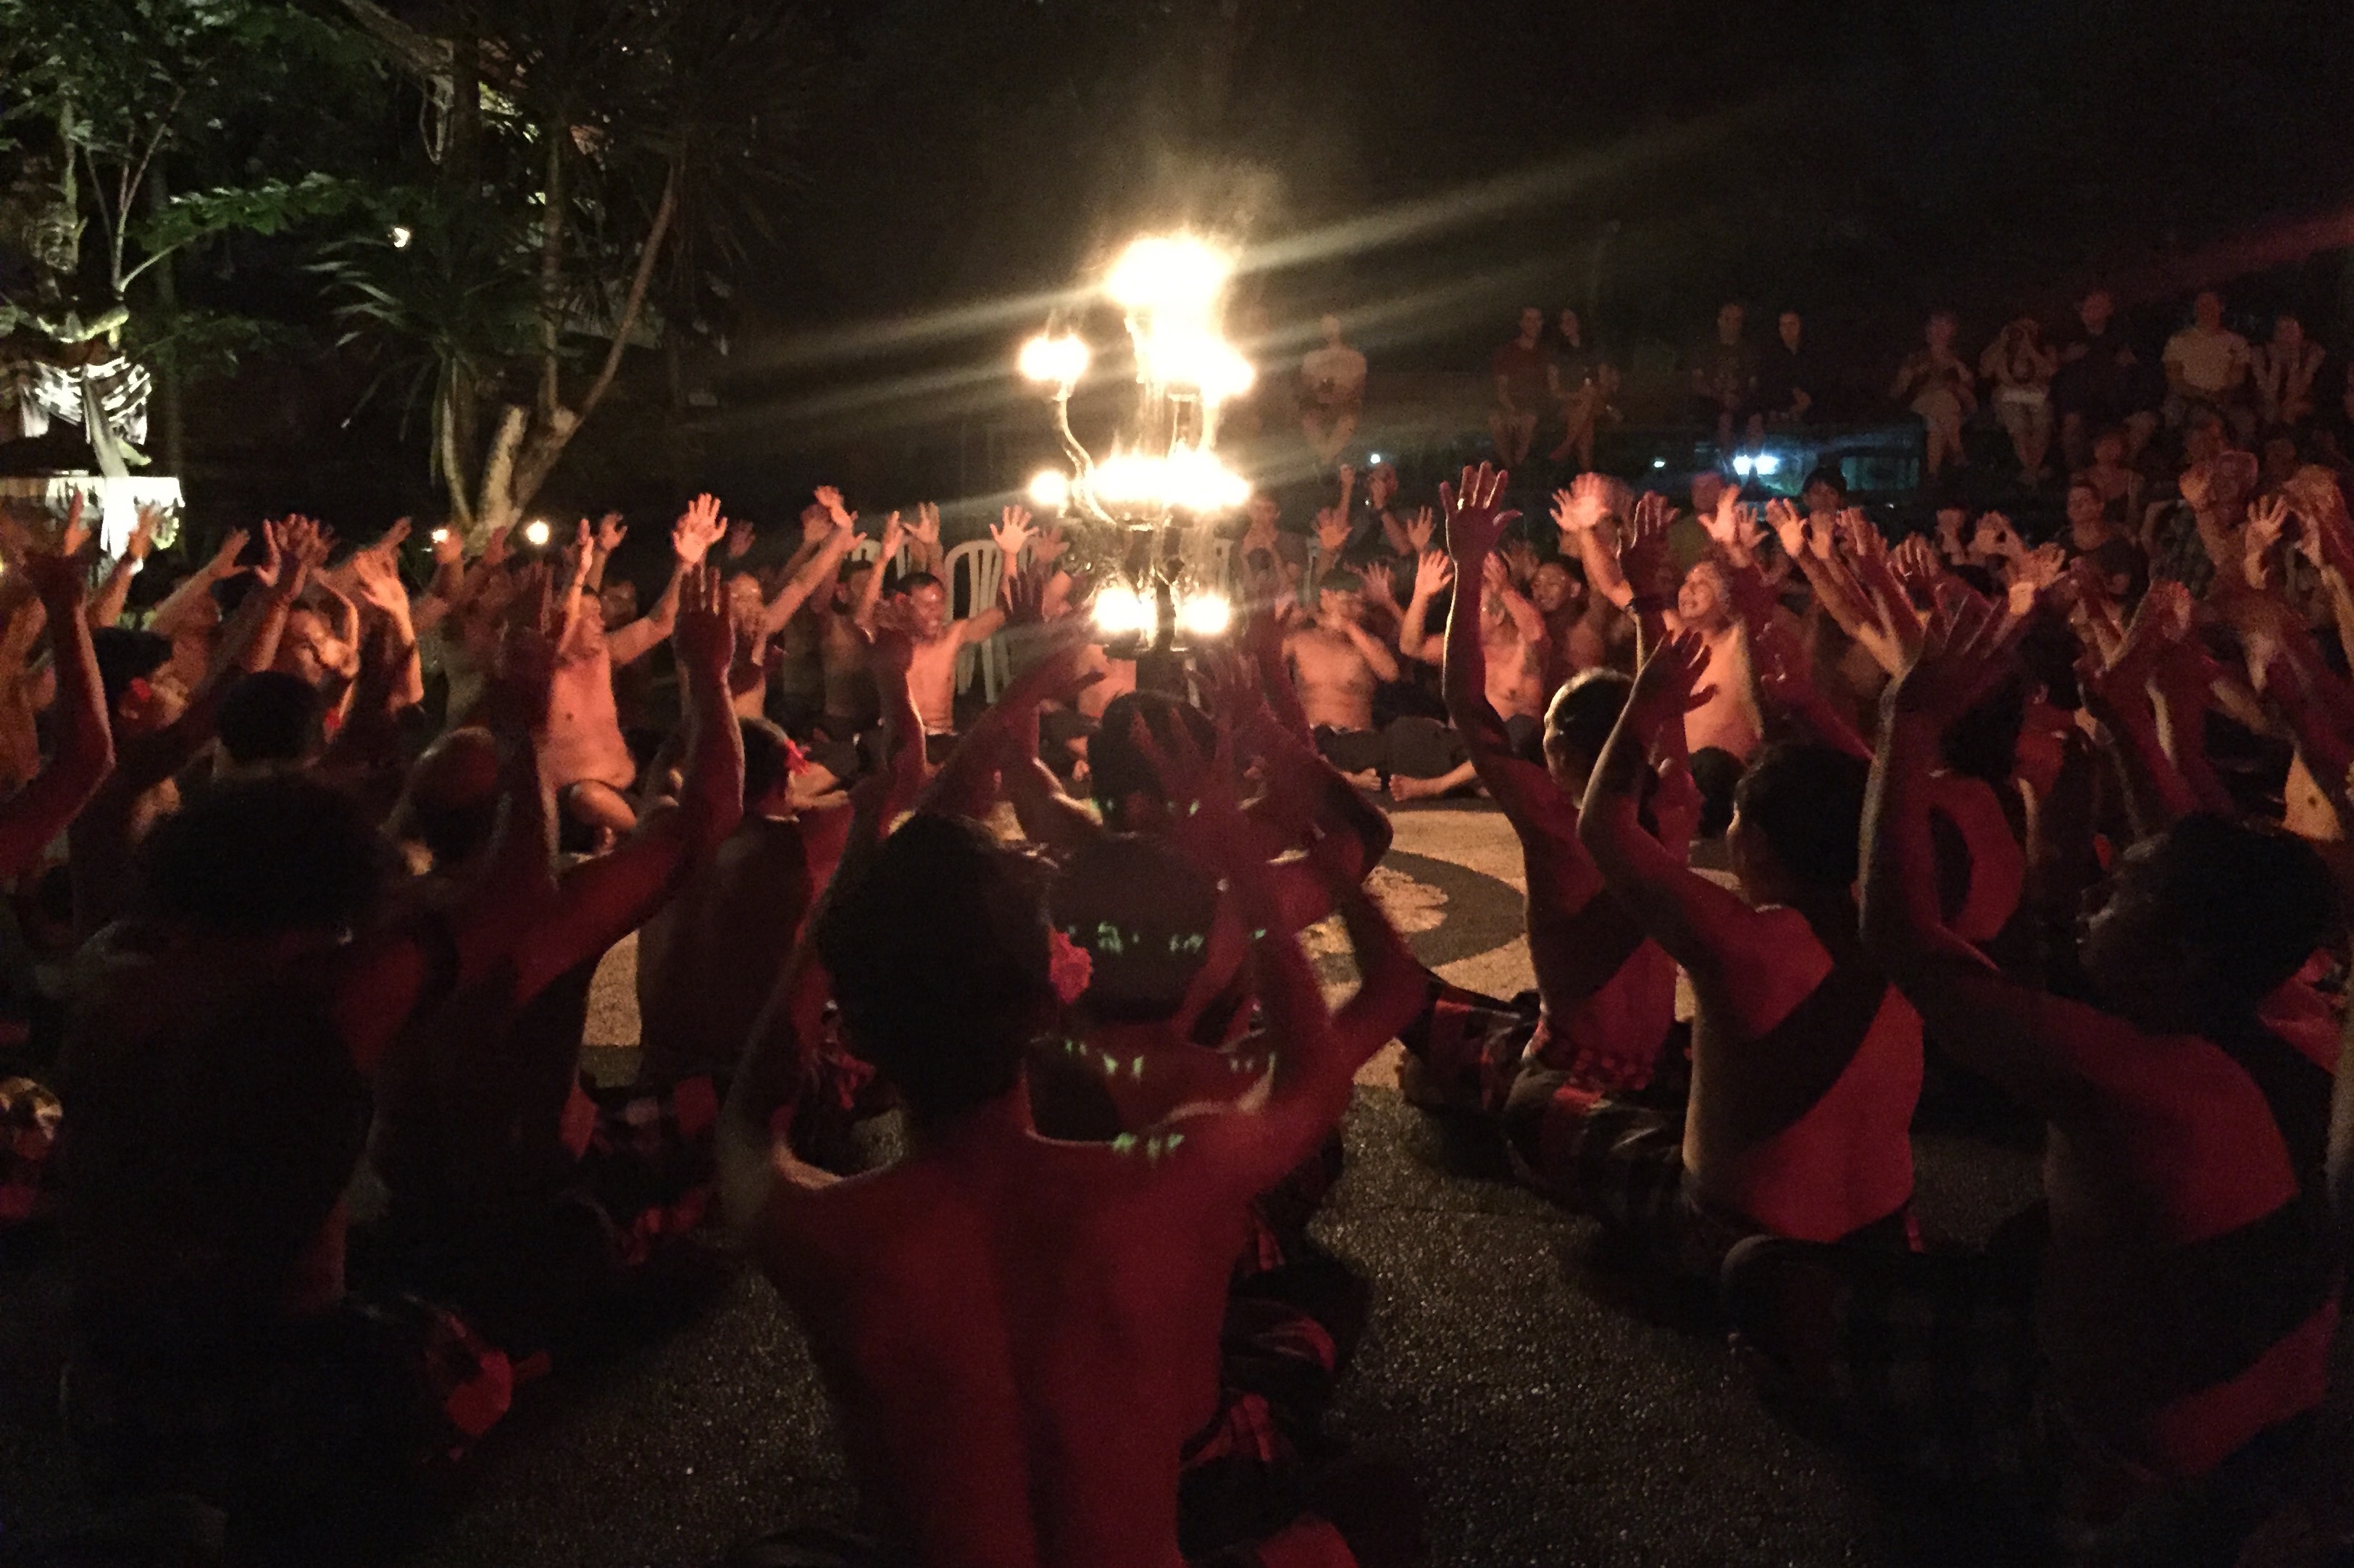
[1690,301,1756,450]
[1489,306,1557,468]
[1891,310,1976,483]
[1980,314,2058,485]
[2063,478,2149,604]
[1300,313,1368,470]
[2053,286,2158,469]
[2163,291,2255,441]
[2076,425,2146,527]
[1755,309,1817,430]
[2252,312,2326,433]
[1548,307,1607,469]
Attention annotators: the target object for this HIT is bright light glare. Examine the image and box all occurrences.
[1105,234,1233,312]
[1753,453,1782,476]
[522,520,552,548]
[1092,581,1156,640]
[1093,449,1250,514]
[389,225,414,249]
[1732,454,1754,477]
[1650,458,1668,470]
[1018,333,1090,386]
[1176,590,1232,639]
[430,527,450,543]
[1027,469,1071,509]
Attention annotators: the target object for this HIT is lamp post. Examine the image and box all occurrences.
[1017,233,1252,677]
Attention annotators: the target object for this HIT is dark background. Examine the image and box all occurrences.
[102,0,2354,532]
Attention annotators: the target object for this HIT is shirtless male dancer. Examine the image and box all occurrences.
[59,660,556,1553]
[900,504,1035,758]
[1571,631,1924,1278]
[1393,504,1550,802]
[1283,570,1400,787]
[1398,464,1691,1151]
[1728,604,2343,1555]
[722,710,1419,1568]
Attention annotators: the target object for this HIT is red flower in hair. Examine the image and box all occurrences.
[1047,928,1093,1006]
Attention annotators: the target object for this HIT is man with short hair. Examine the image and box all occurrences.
[2053,286,2158,468]
[2163,291,2253,440]
[900,505,1034,759]
[1573,633,1924,1280]
[1284,567,1401,783]
[1692,301,1756,449]
[1755,309,1816,430]
[725,720,1419,1568]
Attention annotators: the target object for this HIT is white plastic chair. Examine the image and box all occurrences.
[945,538,1010,701]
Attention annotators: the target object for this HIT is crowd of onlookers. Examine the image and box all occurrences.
[1296,285,2354,501]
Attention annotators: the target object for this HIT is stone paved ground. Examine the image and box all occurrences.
[2,800,2345,1567]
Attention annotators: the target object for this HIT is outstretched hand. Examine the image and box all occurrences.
[1441,461,1520,561]
[1626,628,1717,741]
[1618,492,1678,601]
[1887,595,2027,729]
[674,493,727,566]
[672,564,735,685]
[1128,705,1246,855]
[992,504,1037,559]
[1412,549,1455,601]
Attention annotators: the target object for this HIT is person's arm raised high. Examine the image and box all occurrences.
[1134,713,1420,1198]
[1576,631,1756,983]
[0,538,114,876]
[609,494,725,666]
[1858,599,2128,1109]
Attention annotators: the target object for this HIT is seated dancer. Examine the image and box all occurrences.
[57,721,548,1551]
[70,515,318,937]
[1727,602,2342,1555]
[1570,632,1924,1278]
[367,566,745,1362]
[1398,465,1689,1159]
[901,504,1034,759]
[719,690,1421,1568]
[633,714,855,1090]
[0,530,114,1229]
[1391,517,1550,804]
[1283,567,1400,785]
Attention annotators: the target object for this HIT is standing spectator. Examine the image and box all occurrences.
[2052,287,2157,468]
[1299,313,1368,470]
[1548,308,1604,469]
[1891,309,1976,483]
[1690,301,1756,449]
[1979,314,2058,484]
[1488,306,1557,467]
[1754,309,1816,430]
[2162,291,2253,441]
[2250,312,2325,433]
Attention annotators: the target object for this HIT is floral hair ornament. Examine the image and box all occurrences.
[1047,927,1094,1005]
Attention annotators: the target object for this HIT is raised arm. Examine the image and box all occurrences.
[0,545,114,875]
[1395,549,1453,664]
[85,506,159,630]
[1861,600,2132,1109]
[1144,717,1419,1198]
[761,503,858,638]
[1577,630,1757,980]
[147,525,249,641]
